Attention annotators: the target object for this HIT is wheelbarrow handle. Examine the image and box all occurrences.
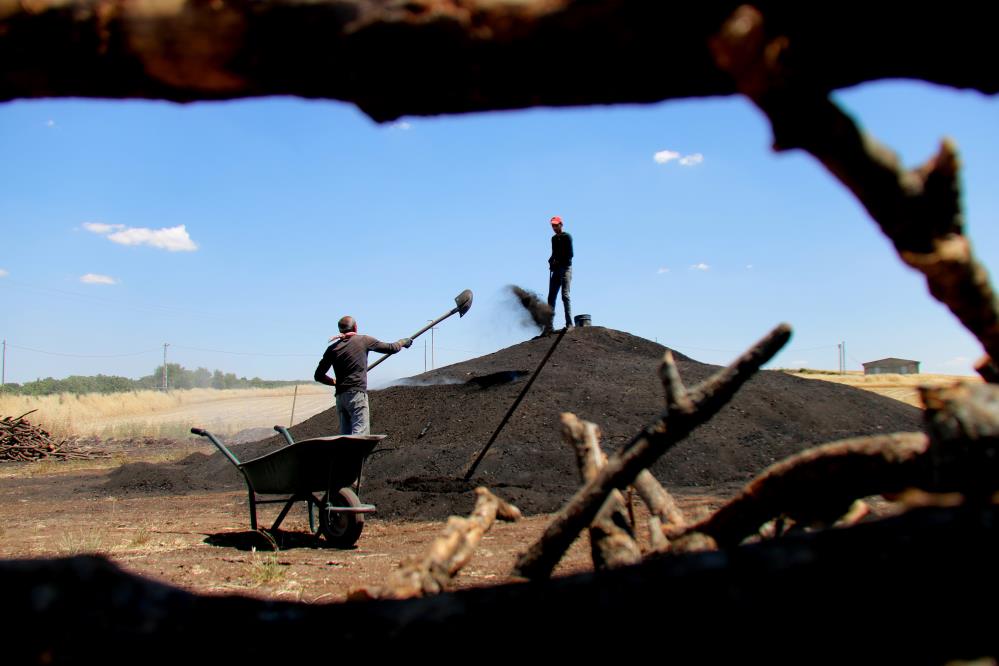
[190,427,242,467]
[273,425,295,446]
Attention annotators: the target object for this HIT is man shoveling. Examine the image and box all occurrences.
[314,316,412,435]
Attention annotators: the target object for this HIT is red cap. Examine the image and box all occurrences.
[550,216,563,225]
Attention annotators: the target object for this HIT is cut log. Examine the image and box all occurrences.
[560,412,641,570]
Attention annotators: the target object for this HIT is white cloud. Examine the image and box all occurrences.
[107,225,197,251]
[690,263,710,271]
[83,222,126,235]
[46,120,56,128]
[83,222,197,252]
[0,269,8,277]
[679,153,704,166]
[389,120,412,131]
[943,356,972,368]
[80,273,117,285]
[746,264,754,270]
[654,150,680,164]
[657,267,670,274]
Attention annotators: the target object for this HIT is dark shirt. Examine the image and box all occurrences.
[549,232,573,269]
[314,334,402,395]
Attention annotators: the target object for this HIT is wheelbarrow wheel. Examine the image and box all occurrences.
[319,487,364,547]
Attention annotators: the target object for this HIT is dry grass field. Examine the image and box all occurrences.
[786,370,981,408]
[0,384,332,439]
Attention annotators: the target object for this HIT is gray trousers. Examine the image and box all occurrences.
[336,389,370,435]
[547,266,573,328]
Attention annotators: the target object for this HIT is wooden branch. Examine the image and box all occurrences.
[633,470,686,540]
[561,413,641,570]
[0,414,106,462]
[683,432,930,547]
[9,504,999,663]
[511,323,791,580]
[710,5,999,375]
[681,381,999,547]
[921,382,999,494]
[3,2,999,119]
[350,487,520,600]
[659,350,694,414]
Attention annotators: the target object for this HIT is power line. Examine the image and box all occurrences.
[667,342,837,354]
[5,343,160,358]
[171,345,315,358]
[0,278,221,319]
[3,342,314,360]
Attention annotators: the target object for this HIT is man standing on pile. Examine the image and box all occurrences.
[314,316,412,435]
[546,215,574,334]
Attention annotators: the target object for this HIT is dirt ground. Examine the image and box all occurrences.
[0,326,953,603]
[0,438,737,602]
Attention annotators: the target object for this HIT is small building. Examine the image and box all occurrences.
[862,357,920,375]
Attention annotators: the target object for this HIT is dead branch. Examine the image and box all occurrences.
[710,5,999,378]
[511,323,791,580]
[633,470,686,546]
[922,382,999,494]
[3,2,999,120]
[349,487,520,600]
[681,432,930,547]
[680,382,999,546]
[659,350,694,414]
[0,414,107,462]
[561,413,641,569]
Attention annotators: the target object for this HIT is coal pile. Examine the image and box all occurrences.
[102,327,923,520]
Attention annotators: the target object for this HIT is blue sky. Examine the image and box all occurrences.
[1,81,997,385]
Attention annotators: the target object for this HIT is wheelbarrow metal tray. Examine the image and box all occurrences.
[239,435,384,495]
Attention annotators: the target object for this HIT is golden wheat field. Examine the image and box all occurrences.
[0,384,332,438]
[787,370,981,408]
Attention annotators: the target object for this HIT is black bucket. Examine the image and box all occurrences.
[574,314,592,327]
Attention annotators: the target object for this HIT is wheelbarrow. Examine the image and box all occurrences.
[191,426,383,547]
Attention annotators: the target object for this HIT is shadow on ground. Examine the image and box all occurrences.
[204,530,355,552]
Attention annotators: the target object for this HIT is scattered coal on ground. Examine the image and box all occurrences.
[101,326,924,520]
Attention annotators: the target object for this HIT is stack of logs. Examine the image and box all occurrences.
[0,410,102,462]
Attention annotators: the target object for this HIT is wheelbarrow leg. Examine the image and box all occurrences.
[307,495,318,533]
[248,488,258,531]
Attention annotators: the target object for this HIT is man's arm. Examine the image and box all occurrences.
[366,336,412,354]
[313,350,337,387]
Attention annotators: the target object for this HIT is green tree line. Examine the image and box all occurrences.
[1,364,305,395]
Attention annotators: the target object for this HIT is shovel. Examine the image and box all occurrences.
[368,289,473,371]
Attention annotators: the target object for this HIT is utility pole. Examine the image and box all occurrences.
[162,343,170,391]
[1,339,5,387]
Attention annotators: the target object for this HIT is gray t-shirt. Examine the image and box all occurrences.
[315,334,401,394]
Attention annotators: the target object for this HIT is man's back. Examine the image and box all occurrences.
[319,334,400,394]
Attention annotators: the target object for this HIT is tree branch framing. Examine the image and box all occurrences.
[2,1,998,120]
